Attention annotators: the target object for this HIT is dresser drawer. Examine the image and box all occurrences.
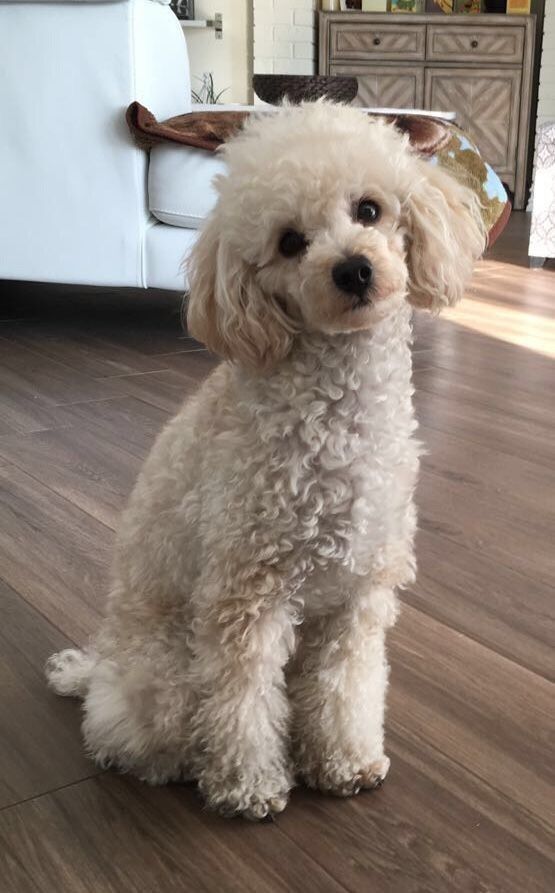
[330,23,425,62]
[426,25,524,64]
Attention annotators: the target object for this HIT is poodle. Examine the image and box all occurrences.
[46,102,485,820]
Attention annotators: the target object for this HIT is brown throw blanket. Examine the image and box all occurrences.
[127,102,251,152]
[127,101,510,246]
[128,101,450,156]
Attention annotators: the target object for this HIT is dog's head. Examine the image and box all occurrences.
[187,102,485,369]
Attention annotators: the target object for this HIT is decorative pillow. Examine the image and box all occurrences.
[127,102,510,247]
[427,126,511,246]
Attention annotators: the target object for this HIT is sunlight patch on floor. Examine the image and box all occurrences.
[444,296,555,359]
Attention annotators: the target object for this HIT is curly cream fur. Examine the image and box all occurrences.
[46,103,485,820]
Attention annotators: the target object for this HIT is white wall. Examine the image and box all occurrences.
[253,0,318,76]
[184,1,320,103]
[184,0,252,103]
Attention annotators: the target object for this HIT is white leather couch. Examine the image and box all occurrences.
[0,0,456,292]
[0,0,227,291]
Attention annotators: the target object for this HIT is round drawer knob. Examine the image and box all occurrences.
[471,39,479,48]
[373,37,381,46]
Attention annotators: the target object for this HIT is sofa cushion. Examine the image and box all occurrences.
[143,103,509,244]
[148,143,226,228]
[143,104,456,232]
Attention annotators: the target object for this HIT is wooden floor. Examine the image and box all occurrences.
[0,213,553,893]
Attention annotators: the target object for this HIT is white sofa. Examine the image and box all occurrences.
[0,0,225,291]
[0,0,457,292]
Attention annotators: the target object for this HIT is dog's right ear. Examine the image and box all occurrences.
[186,213,296,370]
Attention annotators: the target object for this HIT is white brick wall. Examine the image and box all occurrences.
[253,0,318,79]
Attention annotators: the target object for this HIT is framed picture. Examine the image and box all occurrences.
[455,0,482,11]
[507,0,531,12]
[171,0,195,21]
[362,0,388,10]
[425,0,454,11]
[391,0,424,10]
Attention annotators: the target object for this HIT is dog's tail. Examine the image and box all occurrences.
[45,648,97,698]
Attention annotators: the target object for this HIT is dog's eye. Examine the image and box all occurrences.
[356,199,381,225]
[279,229,307,258]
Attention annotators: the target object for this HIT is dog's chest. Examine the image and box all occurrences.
[299,371,416,572]
[246,323,419,597]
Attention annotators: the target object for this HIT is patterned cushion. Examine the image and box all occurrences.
[529,121,555,259]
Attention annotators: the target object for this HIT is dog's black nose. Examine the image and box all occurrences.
[332,255,373,299]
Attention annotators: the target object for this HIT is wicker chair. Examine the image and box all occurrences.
[252,74,358,106]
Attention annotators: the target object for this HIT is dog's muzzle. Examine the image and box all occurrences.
[332,254,373,301]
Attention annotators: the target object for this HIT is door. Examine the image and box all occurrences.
[424,67,521,174]
[331,64,424,110]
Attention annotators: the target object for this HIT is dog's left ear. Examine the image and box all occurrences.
[403,160,486,311]
[187,214,295,370]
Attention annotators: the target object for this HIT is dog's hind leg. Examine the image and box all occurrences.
[45,648,97,698]
[80,655,192,783]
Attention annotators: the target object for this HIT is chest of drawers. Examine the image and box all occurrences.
[319,12,536,209]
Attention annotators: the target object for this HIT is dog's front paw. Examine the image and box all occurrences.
[199,770,292,821]
[300,754,390,797]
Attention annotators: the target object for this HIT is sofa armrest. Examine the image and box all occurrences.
[3,0,171,4]
[0,0,190,287]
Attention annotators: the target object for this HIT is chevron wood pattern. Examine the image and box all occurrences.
[427,25,524,64]
[333,23,425,61]
[425,68,521,171]
[331,64,423,110]
[319,13,536,208]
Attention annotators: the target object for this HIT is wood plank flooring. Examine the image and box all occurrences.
[0,212,553,892]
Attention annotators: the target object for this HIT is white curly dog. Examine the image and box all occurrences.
[47,102,485,820]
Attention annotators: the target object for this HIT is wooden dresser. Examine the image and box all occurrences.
[319,12,535,208]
